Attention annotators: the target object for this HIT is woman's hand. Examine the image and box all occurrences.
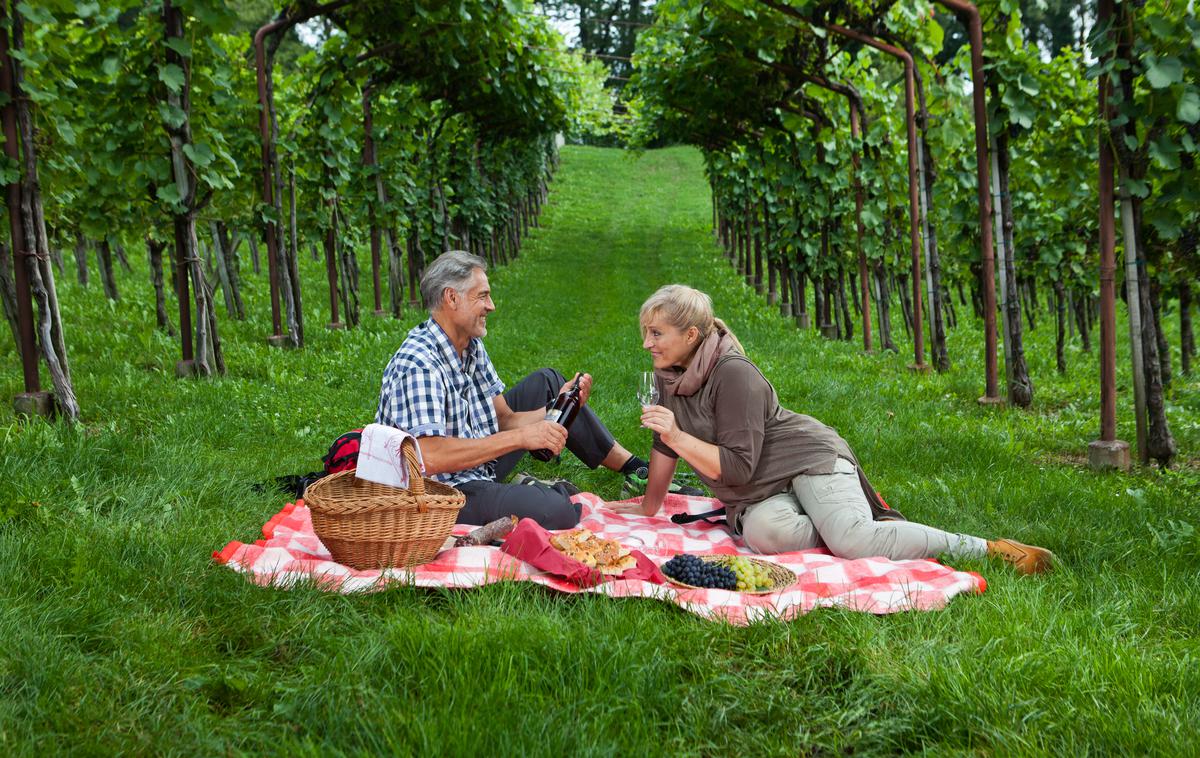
[642,409,723,482]
[605,499,656,515]
[640,404,680,445]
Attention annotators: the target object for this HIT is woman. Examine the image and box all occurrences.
[608,284,1053,575]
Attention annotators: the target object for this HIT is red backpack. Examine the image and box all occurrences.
[322,429,363,474]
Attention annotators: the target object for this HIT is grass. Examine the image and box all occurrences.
[2,145,1199,755]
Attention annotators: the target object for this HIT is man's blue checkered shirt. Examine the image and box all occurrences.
[375,318,506,486]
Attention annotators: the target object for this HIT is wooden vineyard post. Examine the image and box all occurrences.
[932,0,1002,403]
[1087,0,1130,472]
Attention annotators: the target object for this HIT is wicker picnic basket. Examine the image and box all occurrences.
[304,438,465,570]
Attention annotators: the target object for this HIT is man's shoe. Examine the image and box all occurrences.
[621,467,705,499]
[619,472,645,500]
[512,472,581,497]
[987,539,1054,575]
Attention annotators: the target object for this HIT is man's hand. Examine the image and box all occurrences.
[560,372,592,406]
[521,419,568,455]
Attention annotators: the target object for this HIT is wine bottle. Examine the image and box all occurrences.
[531,373,583,462]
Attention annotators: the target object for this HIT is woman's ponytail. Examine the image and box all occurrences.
[711,317,744,354]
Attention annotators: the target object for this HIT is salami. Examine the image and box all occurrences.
[453,515,518,547]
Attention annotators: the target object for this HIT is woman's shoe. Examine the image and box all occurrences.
[987,539,1055,575]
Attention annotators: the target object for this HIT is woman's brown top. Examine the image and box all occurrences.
[652,351,855,523]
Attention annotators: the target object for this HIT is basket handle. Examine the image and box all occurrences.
[402,437,427,511]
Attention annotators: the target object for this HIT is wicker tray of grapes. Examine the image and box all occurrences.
[661,554,796,594]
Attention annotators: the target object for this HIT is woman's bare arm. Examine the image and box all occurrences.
[635,449,679,516]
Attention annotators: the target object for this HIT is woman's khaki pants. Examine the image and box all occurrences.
[739,458,987,560]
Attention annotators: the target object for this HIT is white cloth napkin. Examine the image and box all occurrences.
[355,424,425,490]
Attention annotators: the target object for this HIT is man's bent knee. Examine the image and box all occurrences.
[512,481,579,530]
[539,491,581,530]
[537,367,565,388]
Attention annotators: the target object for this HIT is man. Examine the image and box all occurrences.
[376,250,655,528]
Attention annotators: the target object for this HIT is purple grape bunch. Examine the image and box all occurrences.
[662,554,737,590]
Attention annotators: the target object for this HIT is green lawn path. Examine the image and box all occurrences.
[1,146,1198,755]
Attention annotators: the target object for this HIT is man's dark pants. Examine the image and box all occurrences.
[456,368,616,529]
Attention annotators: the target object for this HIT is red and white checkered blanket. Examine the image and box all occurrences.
[214,492,986,625]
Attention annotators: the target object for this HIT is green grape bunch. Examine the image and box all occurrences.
[721,556,774,592]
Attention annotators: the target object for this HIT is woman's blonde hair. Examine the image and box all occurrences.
[639,284,744,354]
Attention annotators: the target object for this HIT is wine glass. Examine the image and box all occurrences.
[637,371,659,409]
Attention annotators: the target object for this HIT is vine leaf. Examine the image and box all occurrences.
[1145,56,1183,89]
[158,63,185,93]
[182,142,214,168]
[1177,87,1200,124]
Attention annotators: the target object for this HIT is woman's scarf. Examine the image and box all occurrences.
[655,328,739,397]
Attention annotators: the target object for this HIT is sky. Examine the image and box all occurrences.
[293,5,582,49]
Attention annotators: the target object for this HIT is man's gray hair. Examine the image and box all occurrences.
[420,250,488,311]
